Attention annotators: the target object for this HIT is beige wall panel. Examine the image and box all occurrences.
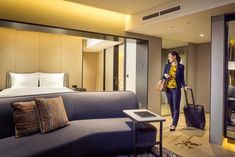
[83,52,98,91]
[96,51,104,91]
[147,37,162,114]
[15,30,39,72]
[187,43,198,100]
[39,33,61,72]
[196,43,211,112]
[105,47,114,91]
[0,27,15,89]
[61,35,82,88]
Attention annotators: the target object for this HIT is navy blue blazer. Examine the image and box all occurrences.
[162,63,186,88]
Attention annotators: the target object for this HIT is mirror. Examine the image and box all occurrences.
[226,19,235,139]
[0,20,149,108]
[82,38,124,91]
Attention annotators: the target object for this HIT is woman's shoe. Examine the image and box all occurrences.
[170,125,176,131]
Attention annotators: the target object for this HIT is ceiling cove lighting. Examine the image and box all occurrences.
[86,39,103,48]
[0,0,128,35]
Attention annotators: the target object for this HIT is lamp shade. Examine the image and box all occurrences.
[228,61,235,70]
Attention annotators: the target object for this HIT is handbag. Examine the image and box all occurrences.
[156,79,168,92]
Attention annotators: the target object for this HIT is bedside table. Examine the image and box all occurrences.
[73,88,86,91]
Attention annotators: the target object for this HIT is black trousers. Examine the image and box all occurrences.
[166,88,181,126]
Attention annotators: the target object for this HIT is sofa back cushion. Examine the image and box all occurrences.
[0,91,138,139]
[69,91,138,120]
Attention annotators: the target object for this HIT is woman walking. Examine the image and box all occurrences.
[162,51,190,131]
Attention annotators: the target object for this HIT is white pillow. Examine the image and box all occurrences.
[39,73,64,88]
[10,73,39,88]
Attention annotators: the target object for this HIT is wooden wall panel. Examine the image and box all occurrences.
[96,51,104,91]
[0,28,15,89]
[39,33,61,72]
[105,47,114,91]
[83,52,98,91]
[0,27,83,89]
[15,30,39,72]
[61,36,82,88]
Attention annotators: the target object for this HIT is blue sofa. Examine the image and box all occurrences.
[0,91,157,157]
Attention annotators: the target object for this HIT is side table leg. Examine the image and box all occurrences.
[228,101,232,125]
[133,121,137,157]
[159,122,163,157]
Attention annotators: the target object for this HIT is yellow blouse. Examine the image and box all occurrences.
[167,65,177,88]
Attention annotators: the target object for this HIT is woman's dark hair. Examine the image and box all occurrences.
[169,51,181,63]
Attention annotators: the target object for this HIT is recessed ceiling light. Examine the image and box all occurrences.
[200,34,205,37]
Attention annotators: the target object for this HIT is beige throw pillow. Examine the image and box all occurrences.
[35,96,69,134]
[11,101,40,138]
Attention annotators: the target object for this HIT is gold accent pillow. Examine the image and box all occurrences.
[35,96,69,134]
[11,101,40,138]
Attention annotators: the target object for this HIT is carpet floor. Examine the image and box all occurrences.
[111,146,182,157]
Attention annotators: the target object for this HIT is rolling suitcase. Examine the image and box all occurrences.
[183,88,206,130]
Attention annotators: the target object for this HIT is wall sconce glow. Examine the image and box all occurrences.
[200,34,205,37]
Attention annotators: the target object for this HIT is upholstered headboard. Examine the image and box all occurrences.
[6,72,69,88]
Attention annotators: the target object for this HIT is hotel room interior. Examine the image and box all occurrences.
[0,0,235,157]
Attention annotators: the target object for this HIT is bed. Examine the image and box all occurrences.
[0,72,74,97]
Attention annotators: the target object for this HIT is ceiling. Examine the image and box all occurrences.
[67,0,235,46]
[67,0,174,14]
[130,3,235,44]
[162,39,188,49]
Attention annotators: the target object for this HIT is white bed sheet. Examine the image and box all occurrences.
[0,87,73,97]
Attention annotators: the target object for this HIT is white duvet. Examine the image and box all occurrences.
[0,87,73,97]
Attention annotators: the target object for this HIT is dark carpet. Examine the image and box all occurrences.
[111,146,182,157]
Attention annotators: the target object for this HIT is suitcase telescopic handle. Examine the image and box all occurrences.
[183,88,195,106]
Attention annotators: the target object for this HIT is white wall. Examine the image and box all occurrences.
[105,47,114,91]
[125,39,137,93]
